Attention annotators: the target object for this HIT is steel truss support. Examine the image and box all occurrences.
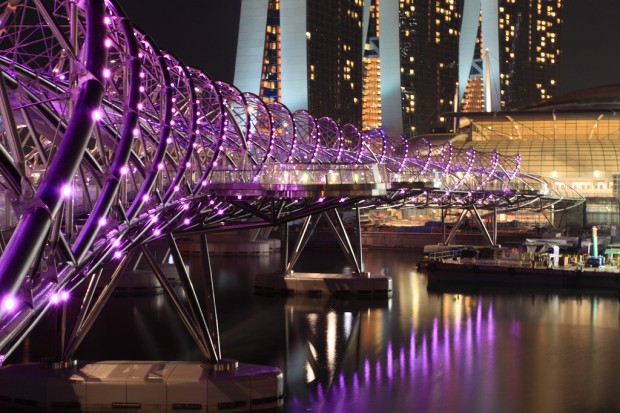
[64,253,133,360]
[166,233,220,363]
[471,205,496,246]
[443,206,498,247]
[285,214,321,273]
[444,209,468,245]
[355,206,364,273]
[140,245,212,361]
[284,208,366,275]
[199,234,221,360]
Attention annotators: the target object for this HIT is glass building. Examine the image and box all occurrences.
[447,85,620,230]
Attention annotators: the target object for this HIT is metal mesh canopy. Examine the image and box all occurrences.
[0,0,584,359]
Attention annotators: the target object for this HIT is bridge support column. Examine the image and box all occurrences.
[493,207,498,246]
[444,207,498,247]
[166,234,220,364]
[285,214,321,274]
[471,205,496,247]
[139,245,212,361]
[280,207,373,277]
[54,298,67,363]
[255,207,392,297]
[441,208,447,244]
[445,209,468,245]
[199,234,222,361]
[283,221,289,274]
[356,206,364,273]
[63,254,133,361]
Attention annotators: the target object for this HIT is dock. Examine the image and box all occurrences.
[426,260,620,295]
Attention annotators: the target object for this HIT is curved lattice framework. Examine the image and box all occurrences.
[0,0,584,362]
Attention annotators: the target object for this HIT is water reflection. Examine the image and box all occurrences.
[250,249,620,413]
[9,248,620,413]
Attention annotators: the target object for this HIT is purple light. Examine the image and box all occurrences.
[50,290,69,305]
[61,184,72,198]
[92,109,103,121]
[1,295,17,312]
[183,218,190,225]
[113,250,123,259]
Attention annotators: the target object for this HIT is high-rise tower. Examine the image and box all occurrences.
[398,0,462,135]
[460,0,562,111]
[235,0,364,126]
[361,0,382,130]
[235,0,562,137]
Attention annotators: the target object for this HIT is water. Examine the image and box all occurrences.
[11,248,620,413]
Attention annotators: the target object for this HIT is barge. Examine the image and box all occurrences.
[425,260,620,295]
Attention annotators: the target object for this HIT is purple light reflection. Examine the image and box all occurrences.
[409,328,416,371]
[421,333,428,375]
[386,340,393,379]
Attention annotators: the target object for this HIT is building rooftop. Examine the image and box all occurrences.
[444,85,620,121]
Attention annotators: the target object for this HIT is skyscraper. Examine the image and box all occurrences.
[399,0,462,135]
[235,0,562,137]
[459,0,562,111]
[361,0,382,130]
[235,0,365,126]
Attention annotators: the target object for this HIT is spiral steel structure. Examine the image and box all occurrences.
[0,0,583,361]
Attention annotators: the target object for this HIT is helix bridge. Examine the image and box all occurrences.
[0,0,583,371]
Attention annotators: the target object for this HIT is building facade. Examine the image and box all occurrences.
[460,0,563,112]
[235,0,365,126]
[448,85,620,230]
[235,0,562,137]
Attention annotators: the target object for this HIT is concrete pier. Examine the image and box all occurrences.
[0,361,283,412]
[255,272,392,298]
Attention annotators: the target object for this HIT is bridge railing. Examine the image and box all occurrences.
[260,163,388,186]
[208,163,388,187]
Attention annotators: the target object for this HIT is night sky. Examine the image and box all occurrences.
[115,0,620,94]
